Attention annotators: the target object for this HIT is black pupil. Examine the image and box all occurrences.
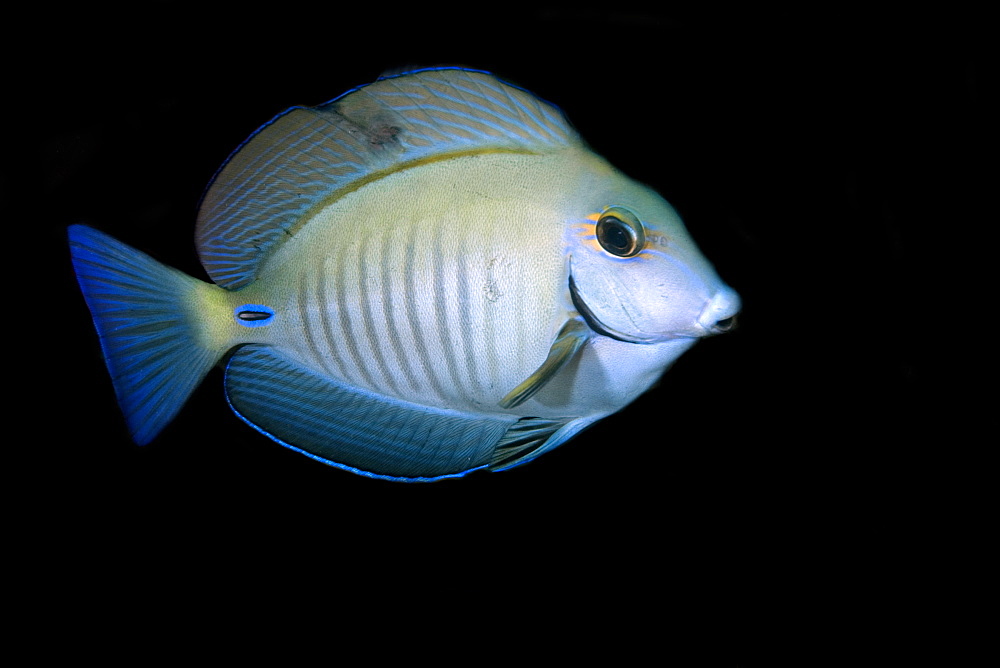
[599,218,633,255]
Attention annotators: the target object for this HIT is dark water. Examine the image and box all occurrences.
[22,8,983,643]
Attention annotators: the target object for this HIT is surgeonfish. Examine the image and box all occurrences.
[69,67,740,481]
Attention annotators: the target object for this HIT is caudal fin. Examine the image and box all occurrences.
[69,224,224,444]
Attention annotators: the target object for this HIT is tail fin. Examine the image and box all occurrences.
[68,224,225,444]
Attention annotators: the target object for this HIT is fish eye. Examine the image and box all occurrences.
[596,207,644,257]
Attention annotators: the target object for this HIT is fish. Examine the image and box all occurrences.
[68,67,740,482]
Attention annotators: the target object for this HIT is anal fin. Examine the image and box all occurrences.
[225,345,518,481]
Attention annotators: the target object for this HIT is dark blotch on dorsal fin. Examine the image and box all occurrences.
[195,68,582,290]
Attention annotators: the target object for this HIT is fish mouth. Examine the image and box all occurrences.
[569,274,664,344]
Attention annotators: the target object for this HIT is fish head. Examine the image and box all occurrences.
[566,164,740,344]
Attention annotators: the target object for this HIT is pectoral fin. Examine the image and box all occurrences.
[498,317,590,409]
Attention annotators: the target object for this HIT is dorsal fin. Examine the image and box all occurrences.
[195,67,581,289]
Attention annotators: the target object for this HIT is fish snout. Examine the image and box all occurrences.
[697,285,741,335]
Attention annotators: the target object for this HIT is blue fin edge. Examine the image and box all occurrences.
[197,67,553,213]
[221,355,487,483]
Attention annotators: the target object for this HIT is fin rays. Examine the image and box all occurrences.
[499,317,591,409]
[68,225,222,445]
[195,68,580,289]
[225,345,520,481]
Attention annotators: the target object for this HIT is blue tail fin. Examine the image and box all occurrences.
[68,225,225,444]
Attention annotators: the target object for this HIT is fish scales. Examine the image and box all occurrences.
[68,67,740,481]
[253,153,566,410]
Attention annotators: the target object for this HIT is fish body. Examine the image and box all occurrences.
[69,68,740,481]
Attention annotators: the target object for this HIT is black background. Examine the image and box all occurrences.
[22,4,985,646]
